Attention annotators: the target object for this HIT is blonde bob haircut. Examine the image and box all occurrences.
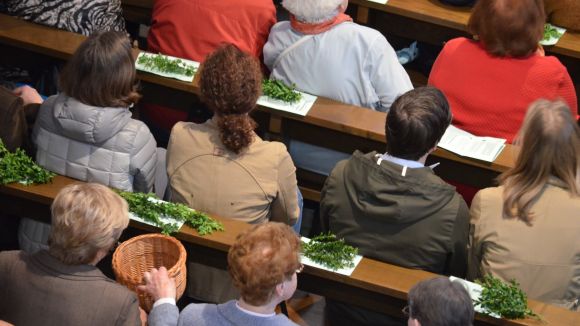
[228,222,301,306]
[48,183,129,265]
[282,0,344,23]
[499,99,580,223]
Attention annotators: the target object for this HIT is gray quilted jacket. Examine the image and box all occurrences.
[21,93,158,253]
[32,93,157,192]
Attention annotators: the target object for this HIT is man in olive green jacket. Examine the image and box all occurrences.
[320,87,469,325]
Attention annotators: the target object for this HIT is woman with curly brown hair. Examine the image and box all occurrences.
[166,44,300,303]
[167,44,299,226]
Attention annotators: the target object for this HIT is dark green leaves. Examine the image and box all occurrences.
[302,232,358,271]
[116,190,224,236]
[543,24,563,42]
[475,275,539,320]
[262,79,302,103]
[0,140,55,185]
[137,53,197,77]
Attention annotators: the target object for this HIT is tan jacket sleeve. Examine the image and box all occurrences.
[270,146,299,226]
[467,190,485,281]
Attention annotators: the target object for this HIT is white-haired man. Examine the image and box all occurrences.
[264,0,413,175]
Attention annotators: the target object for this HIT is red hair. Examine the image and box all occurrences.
[227,222,301,306]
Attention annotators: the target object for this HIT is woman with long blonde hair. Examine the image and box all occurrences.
[468,99,580,309]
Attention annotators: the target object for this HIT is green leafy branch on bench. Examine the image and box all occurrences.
[0,140,55,185]
[137,53,197,77]
[116,190,224,236]
[302,232,358,271]
[262,79,302,104]
[475,275,540,320]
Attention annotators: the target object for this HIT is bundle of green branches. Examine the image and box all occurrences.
[138,53,197,77]
[543,23,563,42]
[0,139,55,185]
[116,190,224,236]
[476,275,539,320]
[262,79,302,103]
[302,232,358,271]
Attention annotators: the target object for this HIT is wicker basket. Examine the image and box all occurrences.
[112,233,187,312]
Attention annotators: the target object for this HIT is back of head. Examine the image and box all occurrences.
[59,31,140,108]
[200,44,262,154]
[386,87,451,161]
[49,183,129,265]
[408,277,474,326]
[282,0,344,23]
[468,0,545,57]
[227,222,301,306]
[500,99,580,222]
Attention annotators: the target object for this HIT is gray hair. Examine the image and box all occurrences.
[282,0,344,23]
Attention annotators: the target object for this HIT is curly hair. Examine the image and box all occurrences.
[200,44,262,154]
[227,222,301,306]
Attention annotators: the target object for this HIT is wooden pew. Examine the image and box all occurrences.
[349,0,580,60]
[0,13,517,203]
[1,176,578,325]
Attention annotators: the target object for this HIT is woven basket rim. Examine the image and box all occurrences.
[112,233,187,276]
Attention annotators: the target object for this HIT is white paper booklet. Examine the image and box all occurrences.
[135,52,199,82]
[257,92,317,116]
[367,0,389,4]
[449,276,500,318]
[438,125,506,162]
[300,237,363,276]
[129,197,186,231]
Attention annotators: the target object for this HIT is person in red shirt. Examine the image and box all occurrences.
[143,0,277,145]
[429,0,577,143]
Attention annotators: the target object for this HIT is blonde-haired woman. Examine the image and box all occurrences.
[468,99,580,309]
[0,183,143,325]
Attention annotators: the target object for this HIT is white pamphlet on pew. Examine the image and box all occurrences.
[257,92,317,116]
[135,52,199,83]
[129,197,186,230]
[367,0,388,4]
[449,276,501,318]
[300,237,363,276]
[438,125,506,162]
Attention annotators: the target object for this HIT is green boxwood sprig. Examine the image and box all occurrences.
[302,232,358,271]
[0,139,55,185]
[116,190,224,236]
[262,79,302,103]
[138,53,197,77]
[475,275,539,320]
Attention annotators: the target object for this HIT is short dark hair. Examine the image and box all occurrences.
[408,277,474,326]
[468,0,545,57]
[59,31,140,108]
[386,87,451,160]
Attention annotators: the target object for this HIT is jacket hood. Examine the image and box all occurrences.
[51,93,132,144]
[341,151,458,224]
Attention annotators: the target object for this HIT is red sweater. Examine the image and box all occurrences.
[429,38,577,143]
[148,0,276,62]
[144,0,276,132]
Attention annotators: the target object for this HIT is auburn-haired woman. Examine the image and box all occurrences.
[468,100,580,309]
[21,31,158,253]
[429,0,577,143]
[141,222,301,326]
[166,44,300,303]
